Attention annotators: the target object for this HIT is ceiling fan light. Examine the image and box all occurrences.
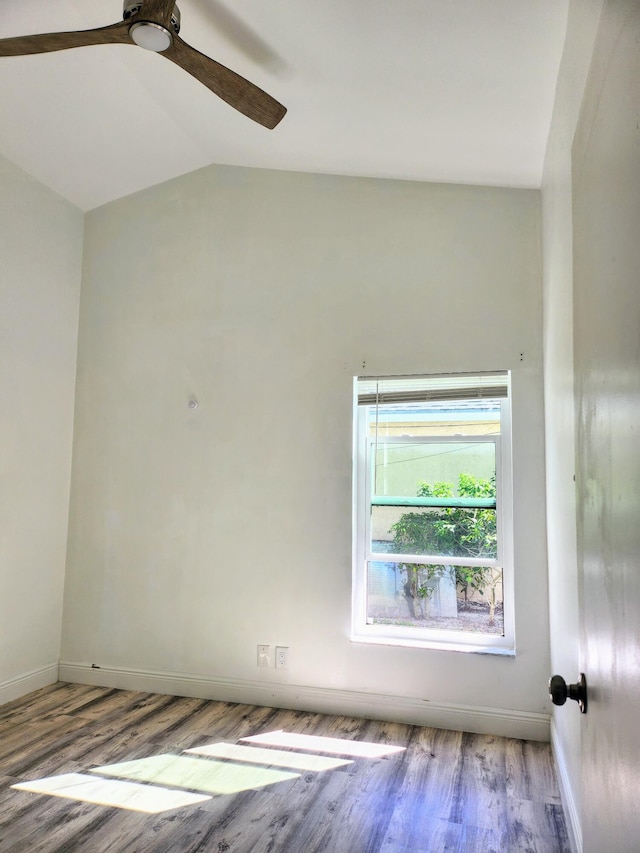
[129,22,172,52]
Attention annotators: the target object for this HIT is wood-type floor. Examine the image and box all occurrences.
[0,682,570,852]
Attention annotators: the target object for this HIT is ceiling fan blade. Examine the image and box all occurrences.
[0,21,131,57]
[163,34,286,129]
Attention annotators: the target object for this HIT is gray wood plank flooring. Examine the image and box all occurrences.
[0,683,570,852]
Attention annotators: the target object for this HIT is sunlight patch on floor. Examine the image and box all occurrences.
[92,753,300,795]
[10,728,404,814]
[185,741,353,771]
[11,772,210,814]
[240,730,406,758]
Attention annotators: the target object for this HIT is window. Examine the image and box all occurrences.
[352,372,514,653]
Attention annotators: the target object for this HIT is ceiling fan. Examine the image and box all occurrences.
[0,0,286,129]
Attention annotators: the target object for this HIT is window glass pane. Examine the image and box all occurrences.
[367,400,500,439]
[372,440,496,500]
[354,376,511,650]
[371,505,497,559]
[366,562,504,636]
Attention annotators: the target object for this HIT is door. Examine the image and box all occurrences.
[572,2,640,850]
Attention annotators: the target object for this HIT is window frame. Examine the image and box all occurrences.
[351,377,515,654]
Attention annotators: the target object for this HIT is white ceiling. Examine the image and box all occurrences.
[0,0,568,211]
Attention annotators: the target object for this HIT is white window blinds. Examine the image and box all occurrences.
[357,371,509,406]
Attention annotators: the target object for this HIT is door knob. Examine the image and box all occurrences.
[548,673,587,713]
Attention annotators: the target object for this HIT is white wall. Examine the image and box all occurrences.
[60,166,550,738]
[541,1,604,847]
[0,154,83,701]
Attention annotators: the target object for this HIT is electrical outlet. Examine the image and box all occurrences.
[257,644,270,667]
[275,646,289,670]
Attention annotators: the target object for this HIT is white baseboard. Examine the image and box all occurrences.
[551,719,582,853]
[59,660,550,741]
[0,663,59,706]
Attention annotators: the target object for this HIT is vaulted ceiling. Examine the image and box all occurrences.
[0,1,568,210]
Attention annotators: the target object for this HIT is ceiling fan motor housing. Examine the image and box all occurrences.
[122,2,181,34]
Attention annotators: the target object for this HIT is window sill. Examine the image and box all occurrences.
[350,633,516,656]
